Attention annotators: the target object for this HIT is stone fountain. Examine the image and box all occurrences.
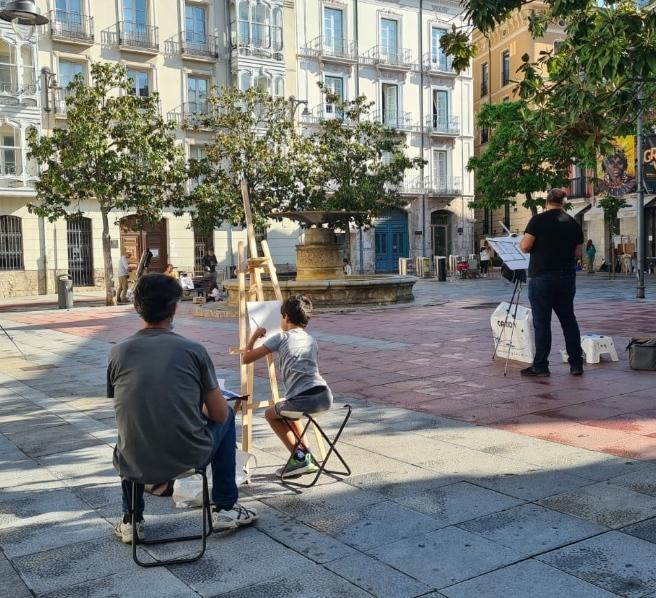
[222,211,417,308]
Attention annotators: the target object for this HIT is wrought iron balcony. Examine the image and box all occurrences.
[373,110,416,132]
[361,46,413,69]
[402,175,462,196]
[422,52,456,75]
[230,20,283,53]
[170,102,212,128]
[118,21,159,53]
[49,10,94,44]
[425,115,460,136]
[180,32,219,59]
[298,36,358,63]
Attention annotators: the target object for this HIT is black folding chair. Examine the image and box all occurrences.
[127,466,213,567]
[279,405,352,488]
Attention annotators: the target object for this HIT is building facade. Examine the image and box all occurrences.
[295,0,475,272]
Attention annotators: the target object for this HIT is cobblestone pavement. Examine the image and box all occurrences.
[1,275,656,597]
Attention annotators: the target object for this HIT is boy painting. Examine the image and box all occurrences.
[242,295,332,477]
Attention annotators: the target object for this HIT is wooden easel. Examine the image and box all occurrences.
[233,179,326,459]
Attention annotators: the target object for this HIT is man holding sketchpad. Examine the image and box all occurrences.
[108,273,257,544]
[519,188,584,377]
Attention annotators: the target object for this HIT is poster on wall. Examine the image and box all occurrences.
[643,136,656,193]
[599,136,636,198]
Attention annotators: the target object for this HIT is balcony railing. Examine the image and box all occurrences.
[362,46,413,69]
[49,10,94,43]
[425,115,461,136]
[423,52,456,75]
[298,36,358,62]
[180,32,219,59]
[373,110,416,132]
[170,102,212,128]
[403,175,462,196]
[231,20,283,52]
[118,21,159,52]
[568,176,589,199]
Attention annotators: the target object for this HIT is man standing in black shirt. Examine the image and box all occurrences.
[201,249,218,282]
[519,189,584,377]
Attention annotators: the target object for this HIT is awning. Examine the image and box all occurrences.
[566,200,591,219]
[584,206,604,221]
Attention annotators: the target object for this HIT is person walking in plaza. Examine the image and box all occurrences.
[242,295,333,477]
[108,274,257,544]
[585,240,596,273]
[519,189,584,377]
[480,242,491,277]
[117,250,131,304]
[202,249,218,282]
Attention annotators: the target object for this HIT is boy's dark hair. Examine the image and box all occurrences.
[281,295,313,327]
[133,273,182,323]
[547,188,567,204]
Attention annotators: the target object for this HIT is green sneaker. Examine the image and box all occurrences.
[280,453,319,478]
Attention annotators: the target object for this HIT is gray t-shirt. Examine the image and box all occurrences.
[263,328,327,398]
[107,329,218,484]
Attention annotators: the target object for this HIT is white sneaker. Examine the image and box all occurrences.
[114,518,145,544]
[212,503,258,531]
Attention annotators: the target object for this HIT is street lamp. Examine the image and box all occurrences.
[0,0,49,41]
[41,67,58,113]
[288,96,309,119]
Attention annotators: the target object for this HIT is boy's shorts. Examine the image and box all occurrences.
[275,386,333,419]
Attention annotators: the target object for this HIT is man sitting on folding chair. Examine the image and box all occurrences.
[243,295,350,484]
[108,273,257,546]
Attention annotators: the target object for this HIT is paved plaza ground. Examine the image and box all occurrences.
[1,274,656,597]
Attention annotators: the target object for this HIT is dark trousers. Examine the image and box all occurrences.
[480,261,489,274]
[121,409,238,517]
[528,271,583,370]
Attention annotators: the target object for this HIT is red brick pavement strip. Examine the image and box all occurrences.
[4,298,656,460]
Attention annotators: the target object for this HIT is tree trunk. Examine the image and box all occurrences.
[609,223,615,281]
[101,208,115,306]
[526,192,538,217]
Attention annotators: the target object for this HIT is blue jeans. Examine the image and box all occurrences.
[528,271,583,370]
[121,409,238,516]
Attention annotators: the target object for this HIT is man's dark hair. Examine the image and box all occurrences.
[281,295,313,327]
[546,189,567,204]
[133,273,182,323]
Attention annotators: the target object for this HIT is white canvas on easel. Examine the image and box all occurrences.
[246,300,282,346]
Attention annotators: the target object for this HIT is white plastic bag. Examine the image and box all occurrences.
[172,450,257,508]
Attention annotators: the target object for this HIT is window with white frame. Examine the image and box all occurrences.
[127,68,149,97]
[252,2,271,48]
[187,75,209,112]
[273,76,284,98]
[185,3,207,45]
[123,0,147,26]
[59,59,85,87]
[255,72,270,93]
[55,0,83,29]
[240,71,252,91]
[272,7,283,51]
[323,7,344,54]
[0,41,17,93]
[431,27,448,70]
[189,145,207,188]
[324,75,343,117]
[0,215,24,271]
[20,46,35,89]
[433,149,448,188]
[238,1,250,44]
[381,83,399,126]
[432,89,449,127]
[0,125,20,176]
[501,49,510,86]
[380,18,399,62]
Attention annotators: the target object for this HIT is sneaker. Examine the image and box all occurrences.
[212,503,258,531]
[520,366,550,377]
[279,453,320,478]
[114,517,144,544]
[570,364,584,376]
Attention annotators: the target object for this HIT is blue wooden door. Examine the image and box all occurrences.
[374,209,408,272]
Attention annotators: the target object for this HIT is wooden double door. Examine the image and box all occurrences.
[119,216,168,276]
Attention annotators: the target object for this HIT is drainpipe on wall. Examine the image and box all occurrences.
[419,0,426,258]
[355,0,364,273]
[38,216,47,294]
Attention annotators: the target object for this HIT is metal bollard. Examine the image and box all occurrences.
[57,275,74,309]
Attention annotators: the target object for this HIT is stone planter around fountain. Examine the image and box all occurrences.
[221,211,417,309]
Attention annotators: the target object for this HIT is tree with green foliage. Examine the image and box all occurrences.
[187,86,319,233]
[28,62,187,306]
[302,88,425,230]
[468,100,587,216]
[442,0,656,157]
[598,194,629,278]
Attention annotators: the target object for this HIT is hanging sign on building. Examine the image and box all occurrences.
[643,136,656,194]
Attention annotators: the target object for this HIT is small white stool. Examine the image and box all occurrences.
[561,334,619,364]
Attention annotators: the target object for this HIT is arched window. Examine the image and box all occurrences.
[0,215,24,271]
[253,2,270,48]
[255,73,270,93]
[273,76,284,97]
[0,124,21,176]
[0,40,18,94]
[272,7,283,51]
[238,1,250,44]
[20,45,35,90]
[240,71,252,91]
